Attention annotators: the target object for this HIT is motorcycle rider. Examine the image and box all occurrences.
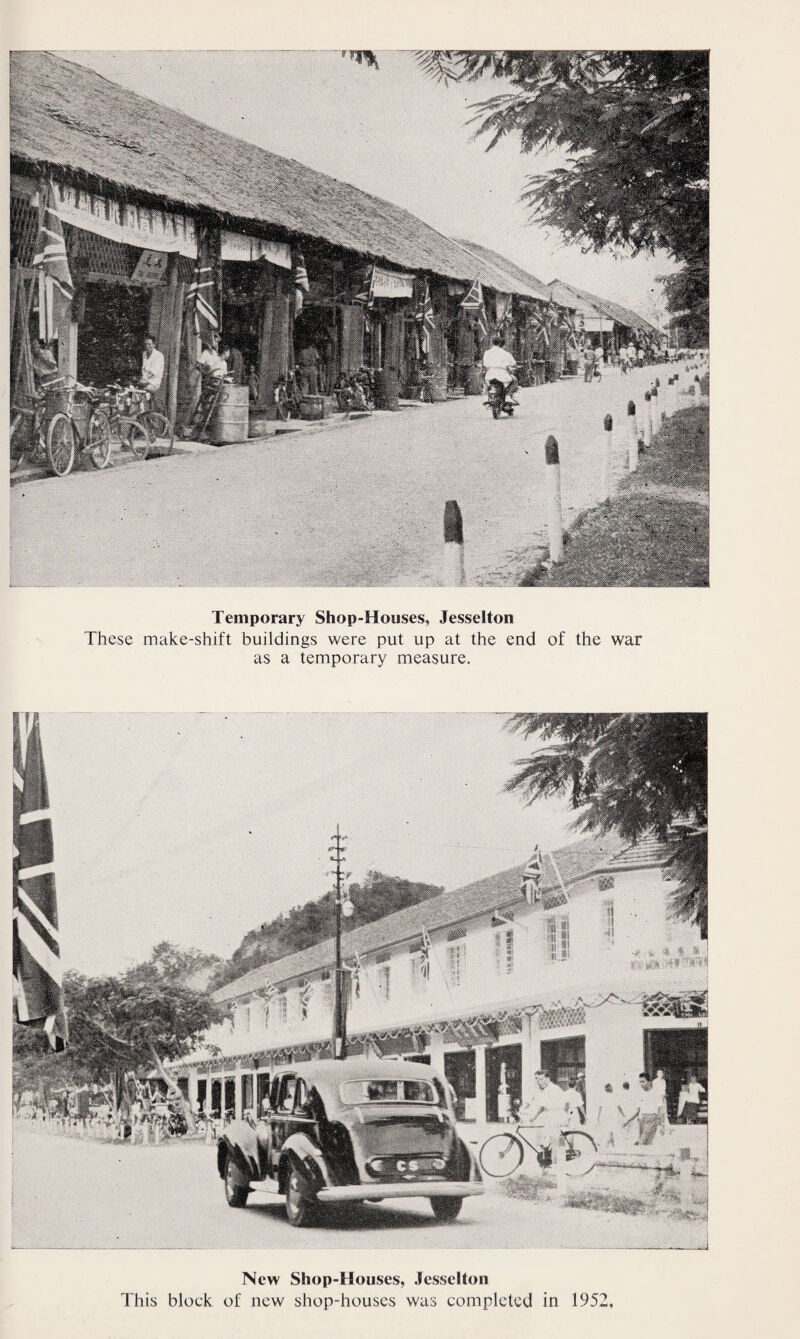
[482,332,519,406]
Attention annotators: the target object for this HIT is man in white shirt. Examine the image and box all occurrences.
[563,1082,585,1128]
[140,335,165,400]
[683,1072,705,1123]
[652,1068,668,1134]
[521,1070,568,1155]
[631,1074,662,1145]
[483,333,519,402]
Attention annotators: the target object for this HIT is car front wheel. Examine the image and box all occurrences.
[430,1196,463,1222]
[224,1154,250,1208]
[285,1163,318,1228]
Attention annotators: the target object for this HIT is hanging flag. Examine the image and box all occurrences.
[354,264,375,309]
[12,713,67,1052]
[299,978,314,1015]
[420,926,432,979]
[414,278,436,355]
[186,225,219,345]
[520,846,544,905]
[460,276,488,341]
[294,250,310,315]
[32,181,75,343]
[349,951,363,999]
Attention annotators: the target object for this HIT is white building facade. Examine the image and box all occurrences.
[174,835,707,1128]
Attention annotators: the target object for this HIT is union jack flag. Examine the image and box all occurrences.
[354,264,375,309]
[13,714,67,1051]
[460,276,488,341]
[420,925,432,977]
[186,225,219,344]
[294,251,310,314]
[414,278,436,354]
[520,846,544,905]
[32,181,74,343]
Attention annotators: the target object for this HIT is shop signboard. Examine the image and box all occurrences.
[130,250,170,286]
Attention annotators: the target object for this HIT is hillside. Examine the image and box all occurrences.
[210,871,444,990]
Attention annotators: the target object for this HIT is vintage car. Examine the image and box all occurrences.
[217,1057,483,1227]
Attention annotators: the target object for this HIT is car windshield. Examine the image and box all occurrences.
[339,1078,439,1105]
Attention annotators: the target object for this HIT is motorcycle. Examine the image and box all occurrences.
[485,377,516,420]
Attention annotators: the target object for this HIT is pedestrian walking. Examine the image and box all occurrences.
[619,346,629,375]
[593,344,604,380]
[631,1073,662,1145]
[583,344,594,383]
[563,1080,585,1128]
[595,1084,623,1149]
[682,1072,705,1124]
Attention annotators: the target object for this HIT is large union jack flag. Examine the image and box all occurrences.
[13,713,67,1051]
[32,181,74,343]
[460,276,488,342]
[519,845,544,905]
[186,225,220,345]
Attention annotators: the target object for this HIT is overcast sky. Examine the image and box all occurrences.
[68,50,675,324]
[38,714,575,978]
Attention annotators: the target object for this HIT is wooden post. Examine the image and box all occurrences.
[554,1132,567,1200]
[600,413,612,501]
[443,500,466,586]
[627,400,638,472]
[545,435,564,564]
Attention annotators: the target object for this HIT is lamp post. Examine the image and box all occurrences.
[329,825,353,1059]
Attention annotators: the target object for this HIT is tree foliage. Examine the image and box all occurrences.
[13,945,221,1104]
[351,50,709,332]
[211,871,444,989]
[504,714,707,933]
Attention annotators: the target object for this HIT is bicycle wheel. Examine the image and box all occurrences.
[118,416,149,461]
[479,1132,524,1178]
[562,1129,597,1177]
[143,410,174,456]
[46,413,77,477]
[87,411,111,470]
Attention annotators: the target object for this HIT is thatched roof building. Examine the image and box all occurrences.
[547,278,659,340]
[11,51,545,299]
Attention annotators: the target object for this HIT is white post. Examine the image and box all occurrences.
[655,379,664,423]
[678,1147,693,1211]
[443,500,466,586]
[627,400,638,472]
[545,435,564,563]
[651,385,659,432]
[554,1132,567,1200]
[600,413,612,501]
[693,375,701,404]
[643,392,652,448]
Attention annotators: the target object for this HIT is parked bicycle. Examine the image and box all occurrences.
[103,384,174,458]
[45,380,112,477]
[10,380,58,473]
[479,1122,598,1179]
[274,370,302,422]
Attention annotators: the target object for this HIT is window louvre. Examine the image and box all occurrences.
[601,899,615,949]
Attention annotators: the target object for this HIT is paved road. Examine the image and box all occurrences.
[11,367,671,587]
[13,1127,704,1249]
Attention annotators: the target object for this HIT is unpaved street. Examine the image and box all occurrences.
[11,368,667,587]
[13,1127,705,1250]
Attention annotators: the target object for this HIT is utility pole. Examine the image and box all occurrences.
[329,825,353,1059]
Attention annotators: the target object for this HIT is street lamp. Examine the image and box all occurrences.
[329,825,352,1059]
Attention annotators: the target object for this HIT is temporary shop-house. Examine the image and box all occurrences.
[546,280,662,363]
[10,51,573,440]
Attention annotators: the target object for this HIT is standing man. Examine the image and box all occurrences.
[140,334,165,405]
[629,1073,662,1145]
[296,341,321,396]
[563,1079,585,1128]
[652,1067,668,1136]
[683,1072,705,1124]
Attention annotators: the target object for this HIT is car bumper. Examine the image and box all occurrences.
[316,1180,483,1203]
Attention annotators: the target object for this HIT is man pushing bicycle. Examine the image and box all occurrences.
[519,1070,569,1164]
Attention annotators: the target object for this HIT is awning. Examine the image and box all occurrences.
[582,316,615,333]
[52,183,198,257]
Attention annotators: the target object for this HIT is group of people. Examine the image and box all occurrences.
[515,1068,705,1156]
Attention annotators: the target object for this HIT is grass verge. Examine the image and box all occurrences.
[502,1173,705,1220]
[522,403,709,587]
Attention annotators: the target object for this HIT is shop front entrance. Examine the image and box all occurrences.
[77,283,151,388]
[224,1077,236,1117]
[540,1035,586,1088]
[485,1043,522,1123]
[644,1027,708,1122]
[443,1049,475,1121]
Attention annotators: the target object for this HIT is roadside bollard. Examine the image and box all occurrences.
[154,1120,162,1145]
[693,375,701,404]
[600,414,612,501]
[554,1133,568,1200]
[643,391,652,448]
[627,400,638,472]
[545,435,564,564]
[204,1118,213,1145]
[655,378,665,422]
[443,500,466,587]
[651,384,659,432]
[678,1147,693,1212]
